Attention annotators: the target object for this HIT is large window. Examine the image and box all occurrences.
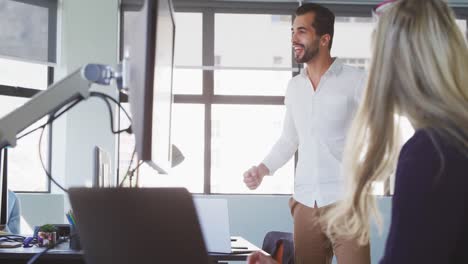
[333,16,373,69]
[211,104,293,194]
[127,2,468,195]
[211,13,295,194]
[133,10,297,194]
[0,0,57,192]
[0,59,52,193]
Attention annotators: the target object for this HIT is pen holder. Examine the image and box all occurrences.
[69,225,81,250]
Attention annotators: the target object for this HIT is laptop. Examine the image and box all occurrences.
[193,198,232,253]
[69,187,210,264]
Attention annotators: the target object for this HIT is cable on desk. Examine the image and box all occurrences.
[89,91,133,186]
[0,234,25,243]
[39,126,69,193]
[18,92,132,141]
[17,98,83,141]
[90,92,132,134]
[129,160,144,186]
[16,91,136,193]
[119,148,137,187]
[90,91,131,121]
[35,99,84,193]
[26,236,69,264]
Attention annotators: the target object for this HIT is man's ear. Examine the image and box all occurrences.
[321,34,331,47]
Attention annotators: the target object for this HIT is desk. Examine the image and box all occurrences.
[0,242,83,264]
[211,236,265,262]
[0,236,263,263]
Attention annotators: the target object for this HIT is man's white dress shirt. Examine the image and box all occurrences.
[262,59,366,207]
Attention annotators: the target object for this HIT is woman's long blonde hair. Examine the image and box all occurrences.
[323,0,468,245]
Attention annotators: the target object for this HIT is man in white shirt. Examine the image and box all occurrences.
[243,3,369,264]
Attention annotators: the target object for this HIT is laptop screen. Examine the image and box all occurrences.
[193,198,232,253]
[69,187,210,264]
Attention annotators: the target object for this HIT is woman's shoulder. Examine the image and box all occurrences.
[401,128,466,158]
[399,129,435,161]
[397,128,468,184]
[397,129,449,182]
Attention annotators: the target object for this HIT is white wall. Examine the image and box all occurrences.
[194,194,294,247]
[17,193,65,234]
[51,0,120,220]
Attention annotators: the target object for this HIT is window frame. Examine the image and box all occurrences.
[120,0,468,195]
[0,66,55,194]
[0,0,58,193]
[173,4,300,194]
[171,1,381,195]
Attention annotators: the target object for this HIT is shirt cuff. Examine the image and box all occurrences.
[262,157,278,176]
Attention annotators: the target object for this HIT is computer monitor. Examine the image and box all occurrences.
[121,0,175,174]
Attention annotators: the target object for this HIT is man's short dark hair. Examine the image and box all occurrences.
[295,3,335,50]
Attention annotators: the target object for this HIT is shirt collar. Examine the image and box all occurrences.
[300,57,343,78]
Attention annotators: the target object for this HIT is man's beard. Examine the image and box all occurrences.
[295,40,320,63]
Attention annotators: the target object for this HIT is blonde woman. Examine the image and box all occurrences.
[248,0,468,263]
[323,0,468,263]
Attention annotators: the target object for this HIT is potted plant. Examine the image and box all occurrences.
[38,224,57,247]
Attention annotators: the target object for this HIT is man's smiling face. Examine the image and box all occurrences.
[292,12,321,63]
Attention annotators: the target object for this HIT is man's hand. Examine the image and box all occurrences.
[243,163,269,190]
[247,252,279,264]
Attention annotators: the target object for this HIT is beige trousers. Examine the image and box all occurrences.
[289,197,370,264]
